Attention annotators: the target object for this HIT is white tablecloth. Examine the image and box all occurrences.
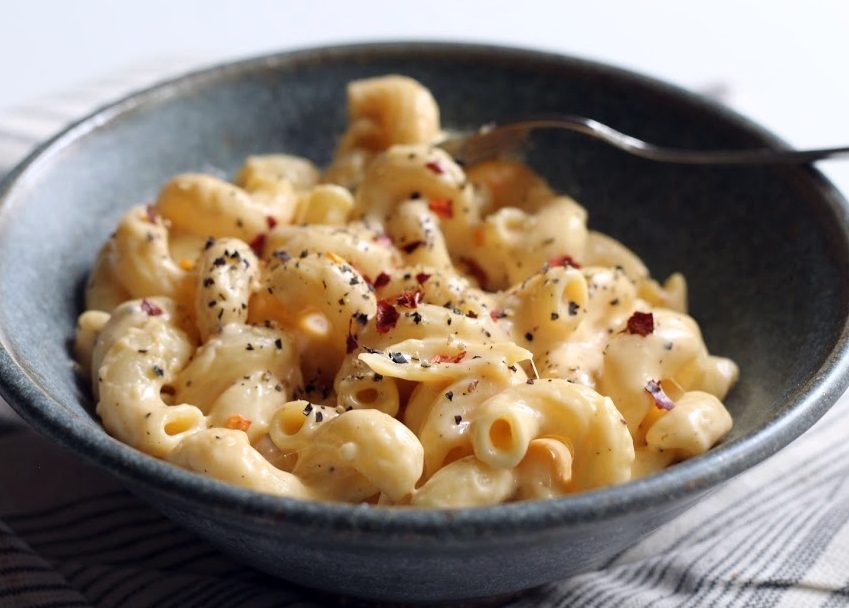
[1,62,849,608]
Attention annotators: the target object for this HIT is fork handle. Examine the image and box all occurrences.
[503,117,849,165]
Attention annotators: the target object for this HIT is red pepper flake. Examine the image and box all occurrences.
[401,240,425,254]
[547,254,581,269]
[460,257,488,287]
[225,415,253,431]
[431,351,467,364]
[373,272,391,288]
[490,309,507,321]
[140,299,163,316]
[249,233,266,257]
[396,289,423,308]
[626,311,654,336]
[428,198,454,219]
[374,234,393,247]
[425,161,444,175]
[645,380,676,411]
[415,272,431,285]
[145,205,158,224]
[266,216,278,230]
[375,300,400,334]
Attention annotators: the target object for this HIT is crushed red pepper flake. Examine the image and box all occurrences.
[396,289,423,308]
[547,254,581,269]
[266,216,277,230]
[425,160,444,174]
[374,234,393,247]
[248,233,266,257]
[375,300,400,334]
[428,198,454,219]
[490,309,507,321]
[626,311,654,336]
[145,205,158,224]
[415,272,431,284]
[140,299,163,316]
[224,415,252,431]
[401,240,425,254]
[430,351,467,364]
[645,380,676,411]
[373,272,391,288]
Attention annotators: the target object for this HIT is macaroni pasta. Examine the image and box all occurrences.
[75,74,738,507]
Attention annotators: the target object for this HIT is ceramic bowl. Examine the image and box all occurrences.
[1,42,848,603]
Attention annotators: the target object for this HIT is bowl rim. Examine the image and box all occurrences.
[2,40,849,539]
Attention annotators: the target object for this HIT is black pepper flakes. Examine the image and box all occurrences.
[152,365,164,377]
[454,415,462,424]
[445,391,454,401]
[568,301,579,316]
[346,331,358,354]
[246,343,255,351]
[274,338,283,350]
[390,352,408,364]
[525,331,534,342]
[303,403,314,416]
[315,411,324,423]
[551,312,560,321]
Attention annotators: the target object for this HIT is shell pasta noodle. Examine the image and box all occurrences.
[75,74,739,508]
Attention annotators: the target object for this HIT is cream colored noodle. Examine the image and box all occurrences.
[75,74,739,507]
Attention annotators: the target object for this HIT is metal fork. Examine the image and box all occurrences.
[438,116,849,165]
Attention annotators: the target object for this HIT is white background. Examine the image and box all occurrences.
[2,0,848,190]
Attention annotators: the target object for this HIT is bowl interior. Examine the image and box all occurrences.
[1,44,848,509]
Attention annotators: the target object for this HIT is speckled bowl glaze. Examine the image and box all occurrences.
[1,42,849,603]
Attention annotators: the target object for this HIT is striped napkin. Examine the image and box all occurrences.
[2,62,849,608]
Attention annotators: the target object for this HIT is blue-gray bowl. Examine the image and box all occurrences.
[1,42,848,603]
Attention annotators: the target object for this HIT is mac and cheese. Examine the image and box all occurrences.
[75,75,738,507]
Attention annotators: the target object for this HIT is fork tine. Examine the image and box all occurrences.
[440,126,530,165]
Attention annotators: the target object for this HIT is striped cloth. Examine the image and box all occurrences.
[2,63,849,608]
